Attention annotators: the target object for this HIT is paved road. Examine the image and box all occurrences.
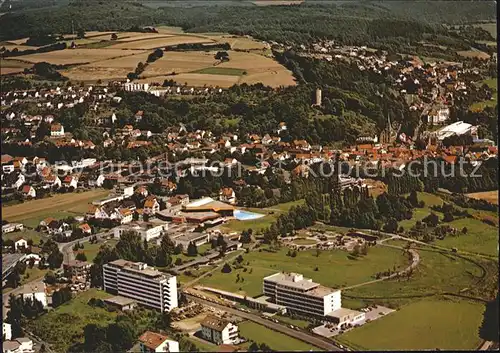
[341,246,420,290]
[59,230,111,263]
[185,294,342,351]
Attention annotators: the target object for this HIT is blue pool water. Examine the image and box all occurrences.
[234,209,265,220]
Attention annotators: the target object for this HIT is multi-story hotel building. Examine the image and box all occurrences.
[103,259,178,312]
[263,272,342,317]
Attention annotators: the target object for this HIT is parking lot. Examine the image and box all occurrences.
[312,305,395,338]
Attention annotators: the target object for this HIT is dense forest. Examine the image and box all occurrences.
[0,0,495,45]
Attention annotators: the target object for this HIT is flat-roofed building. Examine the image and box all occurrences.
[63,260,92,282]
[103,260,178,312]
[172,232,210,248]
[263,272,341,317]
[104,295,137,311]
[113,222,168,242]
[326,307,365,327]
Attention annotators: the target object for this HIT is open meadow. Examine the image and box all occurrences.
[466,190,499,205]
[108,35,213,50]
[1,189,109,227]
[337,298,485,350]
[18,48,145,65]
[343,247,493,308]
[198,245,408,297]
[139,49,295,88]
[3,30,294,87]
[0,58,32,75]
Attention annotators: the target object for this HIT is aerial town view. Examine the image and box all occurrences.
[0,0,498,352]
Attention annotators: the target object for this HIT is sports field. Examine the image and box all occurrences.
[2,189,109,226]
[337,298,485,350]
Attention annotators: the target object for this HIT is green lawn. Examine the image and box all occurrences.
[172,243,212,263]
[195,67,246,76]
[399,192,444,230]
[238,321,318,351]
[274,314,312,329]
[199,245,408,297]
[185,337,219,352]
[470,77,497,111]
[2,229,46,245]
[28,289,117,353]
[20,267,49,285]
[78,239,118,262]
[222,200,305,233]
[337,298,485,350]
[435,218,498,257]
[344,248,485,308]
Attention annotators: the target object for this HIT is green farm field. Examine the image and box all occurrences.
[337,298,485,350]
[2,189,109,227]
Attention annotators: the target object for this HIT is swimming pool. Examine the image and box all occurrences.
[234,209,265,220]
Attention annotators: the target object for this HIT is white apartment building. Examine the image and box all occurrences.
[113,222,168,242]
[3,322,12,341]
[18,282,48,308]
[138,331,179,353]
[200,315,239,345]
[263,272,341,317]
[124,82,149,92]
[103,260,178,312]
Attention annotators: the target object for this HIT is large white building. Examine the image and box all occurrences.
[113,222,168,242]
[18,282,47,308]
[436,121,478,141]
[263,272,341,317]
[263,272,365,327]
[124,82,149,92]
[200,315,239,345]
[103,260,178,312]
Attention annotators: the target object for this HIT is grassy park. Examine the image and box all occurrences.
[199,245,408,297]
[337,298,485,350]
[343,248,488,308]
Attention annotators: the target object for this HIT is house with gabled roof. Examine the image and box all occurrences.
[21,185,36,198]
[138,331,179,353]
